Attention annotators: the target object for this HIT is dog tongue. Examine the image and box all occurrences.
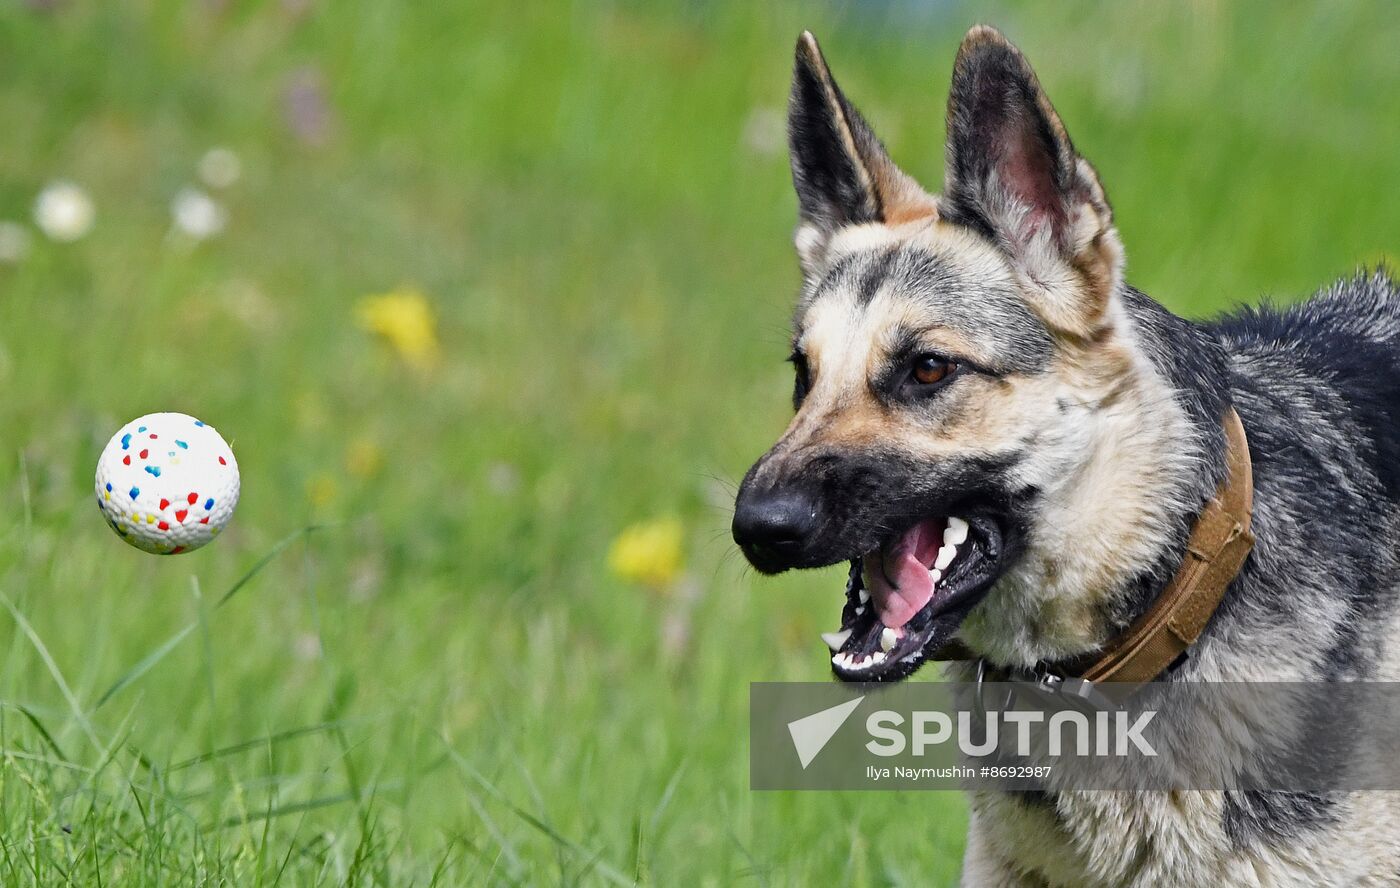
[863,518,945,629]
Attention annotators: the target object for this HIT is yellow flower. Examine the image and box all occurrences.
[292,389,329,432]
[607,518,684,589]
[307,473,338,508]
[355,285,440,369]
[345,436,384,479]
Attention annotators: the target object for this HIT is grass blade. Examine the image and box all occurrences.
[169,720,353,772]
[91,624,196,712]
[214,525,323,610]
[211,792,355,830]
[12,703,69,763]
[92,525,322,713]
[441,738,635,888]
[0,592,102,753]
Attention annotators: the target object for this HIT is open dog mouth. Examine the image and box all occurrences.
[823,513,1004,682]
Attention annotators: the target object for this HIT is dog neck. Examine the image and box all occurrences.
[957,288,1240,671]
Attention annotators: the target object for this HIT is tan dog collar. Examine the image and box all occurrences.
[936,407,1255,687]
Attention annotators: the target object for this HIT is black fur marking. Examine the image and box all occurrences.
[1213,272,1400,683]
[854,247,900,307]
[1215,274,1400,502]
[737,439,1025,574]
[1014,789,1057,813]
[1222,792,1340,851]
[788,38,884,234]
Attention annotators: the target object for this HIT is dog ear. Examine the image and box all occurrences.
[941,26,1123,336]
[788,32,934,276]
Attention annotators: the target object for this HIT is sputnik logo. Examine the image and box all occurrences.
[786,696,864,768]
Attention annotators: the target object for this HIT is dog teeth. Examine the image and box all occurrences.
[858,588,870,604]
[832,650,887,670]
[822,629,852,652]
[928,568,941,584]
[931,518,966,578]
[880,627,898,652]
[934,543,956,571]
[944,517,969,546]
[855,605,865,616]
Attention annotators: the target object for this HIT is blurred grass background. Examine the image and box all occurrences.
[0,0,1396,884]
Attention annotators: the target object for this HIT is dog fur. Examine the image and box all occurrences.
[734,25,1400,886]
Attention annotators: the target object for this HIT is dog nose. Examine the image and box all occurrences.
[732,488,817,570]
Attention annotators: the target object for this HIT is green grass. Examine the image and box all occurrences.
[0,0,1397,884]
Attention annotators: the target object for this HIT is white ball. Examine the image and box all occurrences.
[95,412,240,554]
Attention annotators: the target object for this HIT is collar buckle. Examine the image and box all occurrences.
[974,658,1120,716]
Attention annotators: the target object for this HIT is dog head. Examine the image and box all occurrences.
[733,27,1199,681]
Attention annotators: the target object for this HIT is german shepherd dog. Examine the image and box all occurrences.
[732,25,1400,886]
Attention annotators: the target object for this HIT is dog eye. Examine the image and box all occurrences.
[912,355,957,386]
[789,350,811,407]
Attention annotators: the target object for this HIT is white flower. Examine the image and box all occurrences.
[34,181,95,242]
[293,632,322,661]
[171,187,227,240]
[198,147,242,189]
[741,106,785,158]
[485,461,520,495]
[0,222,31,263]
